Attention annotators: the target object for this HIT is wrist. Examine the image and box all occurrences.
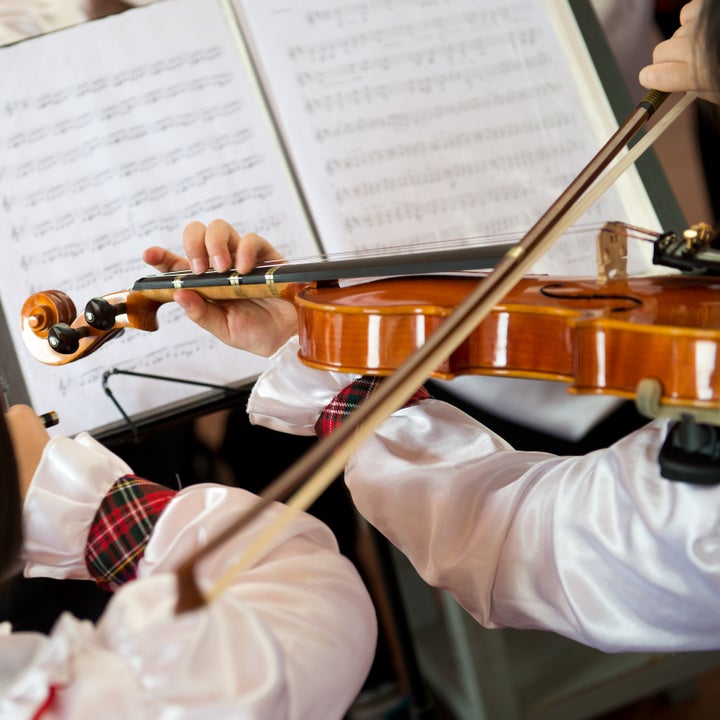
[85,475,176,591]
[315,377,431,437]
[248,336,360,434]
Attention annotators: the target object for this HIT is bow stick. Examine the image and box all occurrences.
[175,90,695,612]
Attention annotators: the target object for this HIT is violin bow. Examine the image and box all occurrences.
[175,90,696,612]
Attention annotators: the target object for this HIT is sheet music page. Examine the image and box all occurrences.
[236,0,661,275]
[235,0,666,440]
[0,0,318,436]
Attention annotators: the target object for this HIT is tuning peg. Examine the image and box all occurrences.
[84,297,127,331]
[48,323,89,354]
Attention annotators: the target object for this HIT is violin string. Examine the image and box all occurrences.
[156,229,559,275]
[186,223,661,278]
[152,223,667,280]
[165,221,659,277]
[256,222,609,268]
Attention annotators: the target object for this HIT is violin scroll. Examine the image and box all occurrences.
[21,289,162,365]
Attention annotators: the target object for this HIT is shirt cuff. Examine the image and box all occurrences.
[85,475,176,591]
[22,432,133,580]
[248,336,360,435]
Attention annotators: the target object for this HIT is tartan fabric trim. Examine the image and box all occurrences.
[314,376,430,438]
[84,475,176,592]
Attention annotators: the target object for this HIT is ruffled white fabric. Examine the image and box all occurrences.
[23,433,132,580]
[0,0,157,46]
[250,337,720,652]
[4,428,376,719]
[248,336,360,435]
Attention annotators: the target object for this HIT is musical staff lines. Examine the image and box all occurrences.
[240,0,629,255]
[0,0,316,435]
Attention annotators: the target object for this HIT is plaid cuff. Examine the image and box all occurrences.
[315,376,430,437]
[84,475,176,591]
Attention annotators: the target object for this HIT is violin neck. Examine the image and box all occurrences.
[131,270,301,302]
[132,241,512,301]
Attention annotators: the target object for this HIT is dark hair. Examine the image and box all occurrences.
[0,411,22,579]
[701,0,720,91]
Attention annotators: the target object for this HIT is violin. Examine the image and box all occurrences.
[18,221,720,423]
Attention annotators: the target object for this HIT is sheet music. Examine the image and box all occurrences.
[0,0,674,439]
[235,0,667,439]
[237,0,660,275]
[0,0,318,436]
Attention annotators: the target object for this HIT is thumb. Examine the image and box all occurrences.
[174,289,227,338]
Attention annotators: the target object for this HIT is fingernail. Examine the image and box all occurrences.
[190,258,204,275]
[212,255,225,270]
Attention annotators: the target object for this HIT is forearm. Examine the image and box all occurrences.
[19,423,375,717]
[22,432,137,580]
[250,337,720,652]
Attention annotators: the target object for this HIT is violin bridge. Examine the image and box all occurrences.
[596,221,628,283]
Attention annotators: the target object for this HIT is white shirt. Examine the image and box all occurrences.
[248,336,720,653]
[2,431,376,719]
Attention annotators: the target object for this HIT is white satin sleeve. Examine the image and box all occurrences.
[14,423,376,719]
[90,485,376,720]
[249,338,720,653]
[247,336,360,434]
[22,432,133,580]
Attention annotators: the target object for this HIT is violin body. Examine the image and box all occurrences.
[295,273,720,410]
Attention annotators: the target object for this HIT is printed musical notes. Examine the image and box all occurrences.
[0,0,316,435]
[0,0,666,435]
[237,0,653,263]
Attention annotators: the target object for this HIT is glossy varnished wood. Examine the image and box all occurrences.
[295,274,720,408]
